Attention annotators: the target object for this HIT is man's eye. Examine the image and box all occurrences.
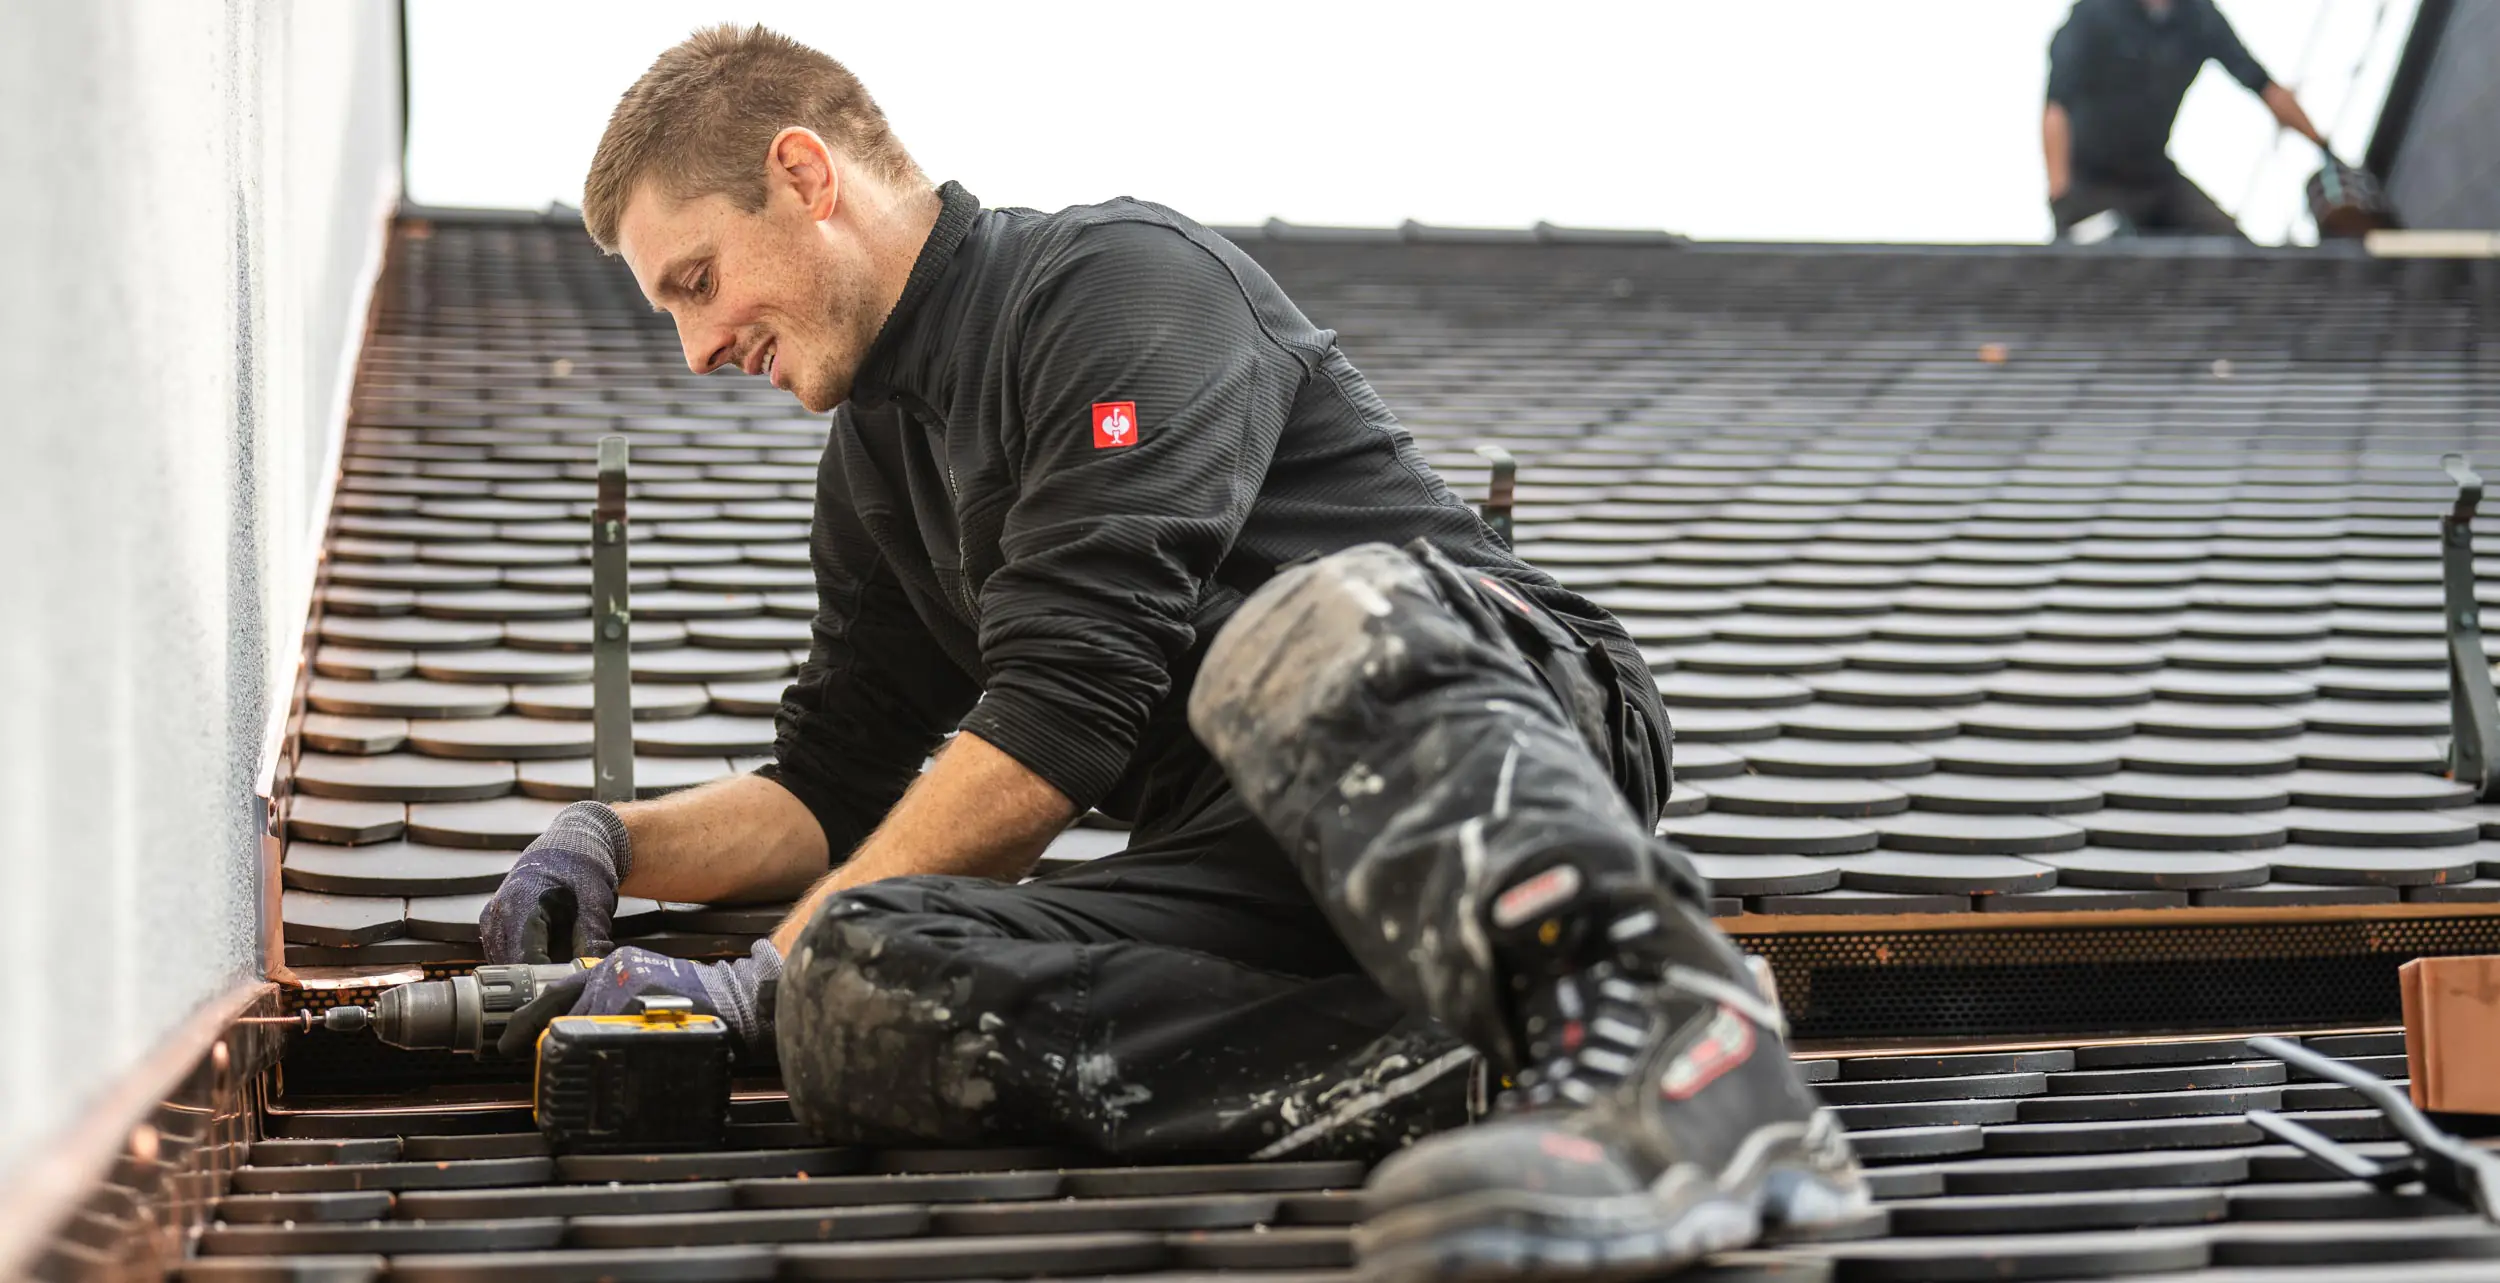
[696,271,713,298]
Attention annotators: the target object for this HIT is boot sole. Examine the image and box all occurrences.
[1357,1188,1762,1283]
[1356,1144,1865,1283]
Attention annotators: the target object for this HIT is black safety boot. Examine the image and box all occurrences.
[1355,875,1865,1282]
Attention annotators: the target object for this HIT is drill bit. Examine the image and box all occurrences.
[239,1007,373,1034]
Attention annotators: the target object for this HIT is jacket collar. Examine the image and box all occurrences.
[849,180,980,408]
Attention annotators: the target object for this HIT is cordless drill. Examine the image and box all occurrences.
[351,961,592,1054]
[298,962,733,1153]
[288,960,589,1053]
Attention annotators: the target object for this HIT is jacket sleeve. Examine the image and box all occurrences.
[955,218,1310,809]
[756,416,982,855]
[2199,1,2271,92]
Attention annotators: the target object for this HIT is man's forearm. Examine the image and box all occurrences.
[2042,102,2073,198]
[2260,83,2327,148]
[614,772,830,905]
[769,731,1076,954]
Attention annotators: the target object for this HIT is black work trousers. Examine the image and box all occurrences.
[776,540,1700,1161]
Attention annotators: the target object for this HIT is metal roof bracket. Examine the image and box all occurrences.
[592,435,635,804]
[2246,1035,2500,1223]
[1475,444,1517,546]
[2441,454,2500,798]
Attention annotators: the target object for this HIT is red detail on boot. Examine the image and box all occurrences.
[1538,1132,1607,1165]
[1492,864,1582,929]
[1561,1020,1586,1052]
[1658,1004,1755,1101]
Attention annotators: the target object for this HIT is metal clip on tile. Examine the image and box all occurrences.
[2243,1035,2500,1224]
[1475,443,1517,544]
[2441,454,2500,799]
[592,435,634,803]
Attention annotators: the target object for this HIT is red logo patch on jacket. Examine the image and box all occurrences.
[1092,401,1139,449]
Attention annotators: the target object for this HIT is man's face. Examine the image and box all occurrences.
[617,171,881,414]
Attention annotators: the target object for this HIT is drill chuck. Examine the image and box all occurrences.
[369,962,587,1055]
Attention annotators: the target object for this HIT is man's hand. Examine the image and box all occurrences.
[496,941,784,1058]
[2260,83,2328,151]
[481,801,632,963]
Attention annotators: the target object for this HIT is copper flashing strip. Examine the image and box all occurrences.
[285,965,428,992]
[0,980,283,1282]
[266,1099,532,1123]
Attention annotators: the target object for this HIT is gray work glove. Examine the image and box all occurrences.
[496,940,783,1058]
[480,801,632,964]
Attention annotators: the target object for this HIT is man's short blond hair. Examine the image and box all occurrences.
[581,24,925,253]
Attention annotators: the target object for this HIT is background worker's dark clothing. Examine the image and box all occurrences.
[755,182,1655,849]
[2052,170,2243,237]
[777,540,1687,1160]
[2048,0,2272,195]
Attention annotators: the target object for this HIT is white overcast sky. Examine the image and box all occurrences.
[406,0,2420,246]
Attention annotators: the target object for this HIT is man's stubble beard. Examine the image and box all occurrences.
[802,252,886,414]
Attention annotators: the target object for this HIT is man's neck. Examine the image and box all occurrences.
[861,182,948,330]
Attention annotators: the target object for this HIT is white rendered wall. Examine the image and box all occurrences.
[0,0,400,1180]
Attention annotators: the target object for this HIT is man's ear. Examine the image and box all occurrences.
[769,127,840,222]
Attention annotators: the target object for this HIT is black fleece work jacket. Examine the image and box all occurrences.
[759,182,1645,851]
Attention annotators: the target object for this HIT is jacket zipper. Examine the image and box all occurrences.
[944,478,977,624]
[931,407,977,625]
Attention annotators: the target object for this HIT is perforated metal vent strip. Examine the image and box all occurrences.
[1745,916,2500,1042]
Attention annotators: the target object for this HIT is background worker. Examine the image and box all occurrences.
[481,24,1864,1280]
[2044,0,2331,238]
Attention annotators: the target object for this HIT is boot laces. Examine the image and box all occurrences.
[1505,905,1684,1111]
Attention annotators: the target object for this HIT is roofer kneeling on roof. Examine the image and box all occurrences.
[2044,0,2331,240]
[480,24,1864,1279]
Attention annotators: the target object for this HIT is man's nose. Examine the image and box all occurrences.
[679,321,732,375]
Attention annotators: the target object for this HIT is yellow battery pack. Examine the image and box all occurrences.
[533,995,732,1154]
